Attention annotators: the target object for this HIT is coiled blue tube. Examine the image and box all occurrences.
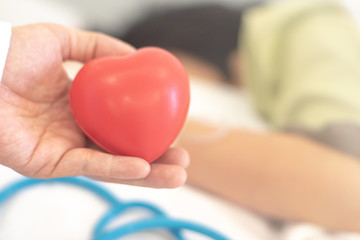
[0,177,230,240]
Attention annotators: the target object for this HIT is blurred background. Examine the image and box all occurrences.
[0,0,359,30]
[0,0,258,30]
[2,0,360,240]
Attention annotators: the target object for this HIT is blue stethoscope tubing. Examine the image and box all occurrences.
[0,177,230,240]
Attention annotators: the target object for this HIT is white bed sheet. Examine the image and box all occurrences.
[0,165,276,240]
[1,67,360,239]
[0,67,277,240]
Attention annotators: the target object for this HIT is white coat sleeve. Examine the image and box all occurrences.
[0,22,12,84]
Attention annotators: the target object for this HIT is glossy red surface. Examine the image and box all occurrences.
[70,47,190,163]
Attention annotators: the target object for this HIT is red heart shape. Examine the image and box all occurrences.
[69,47,190,163]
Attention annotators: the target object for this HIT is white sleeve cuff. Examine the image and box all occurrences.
[0,22,12,84]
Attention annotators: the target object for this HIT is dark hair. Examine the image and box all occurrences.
[117,4,244,81]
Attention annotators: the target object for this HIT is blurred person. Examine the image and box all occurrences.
[117,0,360,232]
[0,23,189,189]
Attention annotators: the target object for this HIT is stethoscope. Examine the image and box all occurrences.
[0,177,230,240]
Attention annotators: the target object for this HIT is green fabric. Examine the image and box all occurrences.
[240,0,360,130]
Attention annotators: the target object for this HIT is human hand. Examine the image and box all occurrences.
[0,23,189,188]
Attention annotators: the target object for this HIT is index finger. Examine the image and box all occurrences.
[57,25,136,63]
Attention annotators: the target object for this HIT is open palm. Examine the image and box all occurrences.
[0,24,188,188]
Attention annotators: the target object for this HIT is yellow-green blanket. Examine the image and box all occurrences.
[241,0,360,130]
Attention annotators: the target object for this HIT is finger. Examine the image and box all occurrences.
[52,148,150,179]
[154,147,190,168]
[88,163,187,189]
[56,24,136,63]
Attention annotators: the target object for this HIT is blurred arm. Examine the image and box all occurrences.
[177,120,360,232]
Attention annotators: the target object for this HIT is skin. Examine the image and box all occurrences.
[174,51,360,232]
[0,23,189,188]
